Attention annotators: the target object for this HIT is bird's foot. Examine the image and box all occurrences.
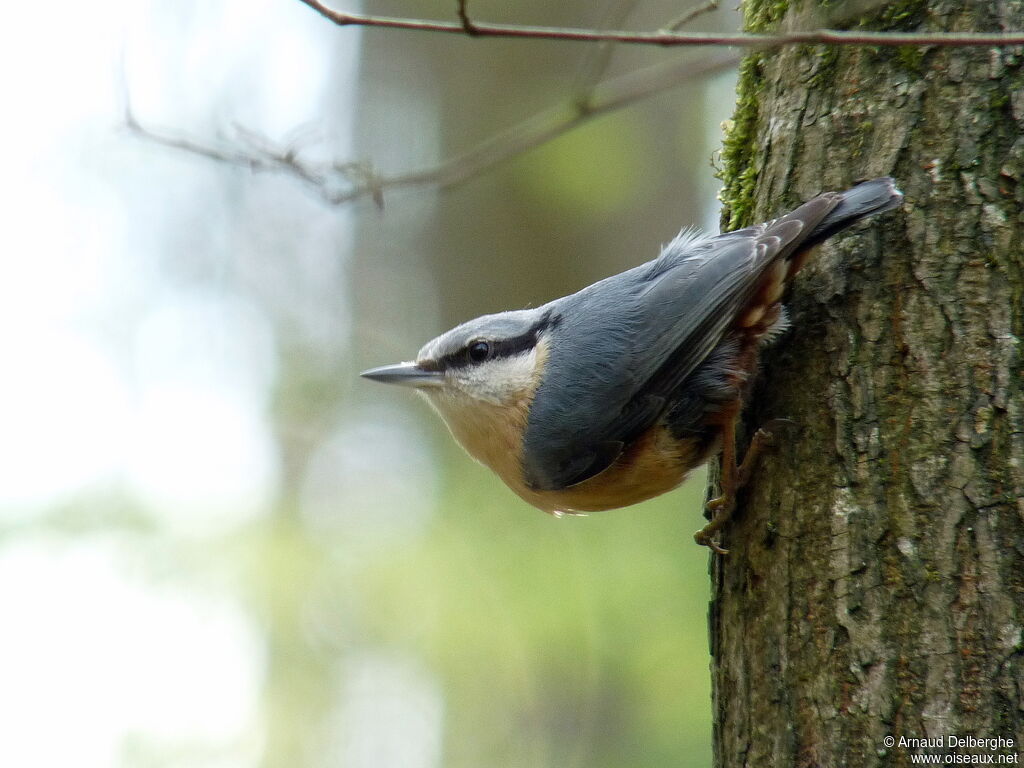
[694,495,735,555]
[693,419,793,555]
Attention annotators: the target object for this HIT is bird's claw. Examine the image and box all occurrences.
[695,494,736,556]
[704,495,726,512]
[694,529,730,555]
[692,416,792,555]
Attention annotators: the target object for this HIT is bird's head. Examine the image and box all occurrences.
[361,308,552,417]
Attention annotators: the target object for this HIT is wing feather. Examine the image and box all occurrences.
[521,194,840,491]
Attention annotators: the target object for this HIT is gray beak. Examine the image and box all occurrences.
[360,361,444,388]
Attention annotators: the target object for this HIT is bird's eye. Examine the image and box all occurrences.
[467,341,491,363]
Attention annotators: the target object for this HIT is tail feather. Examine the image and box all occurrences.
[743,177,903,325]
[805,177,903,247]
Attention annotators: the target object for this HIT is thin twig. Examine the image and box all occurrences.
[572,0,644,112]
[127,50,739,207]
[125,102,383,205]
[296,0,1024,48]
[456,0,478,36]
[660,0,720,34]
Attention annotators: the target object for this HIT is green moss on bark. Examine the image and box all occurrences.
[716,53,765,231]
[857,0,931,71]
[863,0,930,30]
[719,0,932,230]
[744,0,790,32]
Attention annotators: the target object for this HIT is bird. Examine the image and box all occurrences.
[361,178,903,553]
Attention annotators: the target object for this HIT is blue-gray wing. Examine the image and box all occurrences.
[521,200,834,492]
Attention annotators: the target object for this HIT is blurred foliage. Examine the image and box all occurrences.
[0,0,740,765]
[225,455,714,768]
[358,458,713,768]
[516,113,657,220]
[338,2,731,759]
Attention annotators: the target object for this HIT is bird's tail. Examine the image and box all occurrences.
[804,177,904,247]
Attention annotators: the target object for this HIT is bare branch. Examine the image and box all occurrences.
[572,0,644,112]
[125,99,386,206]
[455,0,478,36]
[660,1,720,34]
[129,0,961,207]
[127,50,738,207]
[296,0,1024,48]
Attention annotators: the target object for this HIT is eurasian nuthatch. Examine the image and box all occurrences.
[362,178,903,553]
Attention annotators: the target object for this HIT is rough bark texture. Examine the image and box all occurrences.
[710,1,1024,766]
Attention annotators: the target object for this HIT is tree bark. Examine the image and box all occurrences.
[711,2,1024,766]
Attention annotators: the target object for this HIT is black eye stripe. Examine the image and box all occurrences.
[489,331,538,359]
[439,329,539,370]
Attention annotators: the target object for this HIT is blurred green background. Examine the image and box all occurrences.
[1,0,739,766]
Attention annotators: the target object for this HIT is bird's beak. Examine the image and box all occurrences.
[360,361,444,389]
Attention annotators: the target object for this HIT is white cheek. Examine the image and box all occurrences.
[453,349,539,405]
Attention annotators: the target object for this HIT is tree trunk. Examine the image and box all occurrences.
[710,2,1024,766]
